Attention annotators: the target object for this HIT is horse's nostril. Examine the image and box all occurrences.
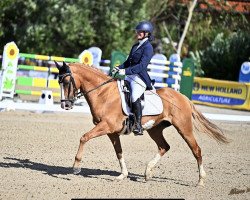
[65,102,72,109]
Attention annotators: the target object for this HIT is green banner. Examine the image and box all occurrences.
[180,58,195,100]
[110,51,127,79]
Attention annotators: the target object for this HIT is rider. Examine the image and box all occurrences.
[113,21,154,136]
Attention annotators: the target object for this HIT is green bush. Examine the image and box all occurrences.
[200,31,250,81]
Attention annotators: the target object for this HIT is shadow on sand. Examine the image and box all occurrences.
[0,157,194,186]
[0,157,121,181]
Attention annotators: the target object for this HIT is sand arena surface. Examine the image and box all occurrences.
[0,105,249,199]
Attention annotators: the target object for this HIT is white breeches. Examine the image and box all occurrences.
[125,75,146,102]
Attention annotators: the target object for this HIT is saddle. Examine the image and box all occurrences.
[117,79,163,116]
[117,80,163,135]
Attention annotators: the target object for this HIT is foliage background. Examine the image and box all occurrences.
[0,0,249,81]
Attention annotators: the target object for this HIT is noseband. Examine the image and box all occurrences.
[58,72,115,104]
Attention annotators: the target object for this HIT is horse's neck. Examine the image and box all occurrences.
[74,64,113,109]
[72,65,121,122]
[75,65,109,93]
[81,73,107,92]
[83,78,117,121]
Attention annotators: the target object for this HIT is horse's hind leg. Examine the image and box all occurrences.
[173,120,206,186]
[145,122,170,181]
[107,133,128,180]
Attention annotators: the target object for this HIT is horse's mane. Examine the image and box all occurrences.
[69,63,110,80]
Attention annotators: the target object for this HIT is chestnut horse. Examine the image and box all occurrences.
[55,61,229,186]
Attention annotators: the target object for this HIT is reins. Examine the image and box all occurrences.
[59,71,115,103]
[83,78,115,95]
[59,66,181,110]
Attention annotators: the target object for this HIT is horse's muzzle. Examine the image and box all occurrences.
[61,101,74,110]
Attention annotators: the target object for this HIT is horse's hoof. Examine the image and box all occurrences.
[197,180,205,187]
[145,175,152,181]
[115,174,127,181]
[73,167,81,175]
[145,170,153,181]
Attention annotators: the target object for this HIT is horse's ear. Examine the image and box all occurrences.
[63,61,71,73]
[54,61,61,70]
[63,61,68,68]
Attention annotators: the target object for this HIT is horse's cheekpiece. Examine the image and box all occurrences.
[55,61,80,110]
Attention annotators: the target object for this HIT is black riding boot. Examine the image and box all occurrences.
[132,99,143,136]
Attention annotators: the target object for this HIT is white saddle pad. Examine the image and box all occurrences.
[117,80,163,116]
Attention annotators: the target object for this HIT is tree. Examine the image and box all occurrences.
[177,0,197,55]
[1,0,249,81]
[201,32,250,81]
[0,0,150,58]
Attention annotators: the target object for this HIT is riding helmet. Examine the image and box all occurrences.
[135,21,154,34]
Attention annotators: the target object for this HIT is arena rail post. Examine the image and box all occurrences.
[148,54,183,91]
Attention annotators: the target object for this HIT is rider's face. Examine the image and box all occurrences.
[136,31,145,40]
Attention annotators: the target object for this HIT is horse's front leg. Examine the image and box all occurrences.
[73,121,110,174]
[108,133,128,180]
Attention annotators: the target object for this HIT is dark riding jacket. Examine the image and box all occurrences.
[118,39,154,90]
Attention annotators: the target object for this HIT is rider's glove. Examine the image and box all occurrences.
[112,67,125,76]
[118,69,125,76]
[111,66,119,74]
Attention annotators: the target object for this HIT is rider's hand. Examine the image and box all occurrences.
[112,67,125,76]
[118,69,125,76]
[111,66,119,74]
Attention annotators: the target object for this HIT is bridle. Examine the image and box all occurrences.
[58,73,79,104]
[58,72,115,104]
[58,69,181,110]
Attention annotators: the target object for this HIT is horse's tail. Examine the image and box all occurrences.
[191,102,230,144]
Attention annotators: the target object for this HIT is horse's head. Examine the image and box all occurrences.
[55,61,78,110]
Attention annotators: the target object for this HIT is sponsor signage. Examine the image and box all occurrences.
[192,77,250,110]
